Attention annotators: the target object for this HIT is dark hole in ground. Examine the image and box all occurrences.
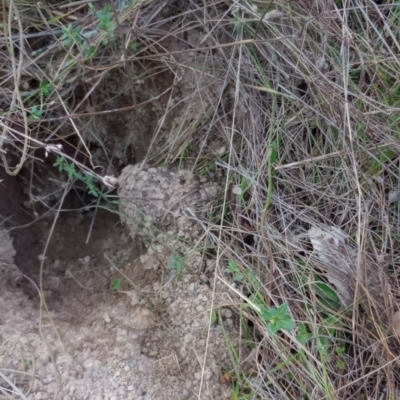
[0,164,121,279]
[0,55,177,284]
[243,234,255,247]
[297,80,308,97]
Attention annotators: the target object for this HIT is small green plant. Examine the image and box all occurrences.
[296,322,313,344]
[29,105,43,120]
[168,254,185,281]
[96,7,114,39]
[60,23,92,57]
[89,3,115,42]
[39,82,52,98]
[260,303,296,336]
[110,278,121,291]
[225,260,243,282]
[60,23,83,48]
[129,41,138,52]
[53,156,103,198]
[232,382,253,400]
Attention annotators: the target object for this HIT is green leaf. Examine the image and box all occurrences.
[129,41,138,52]
[29,106,43,120]
[379,148,396,162]
[267,322,280,336]
[315,280,339,301]
[260,306,276,321]
[317,336,331,351]
[279,318,296,332]
[233,272,243,282]
[244,268,260,289]
[53,156,64,168]
[260,303,295,336]
[110,278,121,291]
[39,82,52,97]
[335,345,345,355]
[60,24,83,47]
[314,276,341,311]
[268,141,279,165]
[296,322,313,344]
[226,259,239,274]
[88,187,99,197]
[275,303,289,317]
[169,254,185,271]
[210,309,218,325]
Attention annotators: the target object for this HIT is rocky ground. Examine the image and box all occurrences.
[0,165,243,400]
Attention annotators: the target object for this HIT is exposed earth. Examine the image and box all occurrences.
[0,162,243,400]
[0,5,247,399]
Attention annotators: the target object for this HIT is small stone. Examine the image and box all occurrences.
[222,308,233,318]
[184,333,194,343]
[124,365,131,372]
[194,372,202,380]
[129,291,139,306]
[117,387,126,396]
[192,320,199,328]
[188,282,195,291]
[128,385,134,391]
[83,359,95,369]
[226,318,233,326]
[217,146,226,155]
[114,371,121,378]
[204,368,212,380]
[200,274,208,283]
[196,305,204,312]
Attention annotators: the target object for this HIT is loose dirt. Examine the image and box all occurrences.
[0,48,240,398]
[0,165,239,399]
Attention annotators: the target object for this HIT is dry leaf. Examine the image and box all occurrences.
[308,225,387,316]
[218,372,232,385]
[308,225,356,307]
[262,10,285,22]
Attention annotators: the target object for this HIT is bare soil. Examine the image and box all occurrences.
[0,37,240,399]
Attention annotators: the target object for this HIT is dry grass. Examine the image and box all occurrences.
[171,0,400,399]
[2,0,400,399]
